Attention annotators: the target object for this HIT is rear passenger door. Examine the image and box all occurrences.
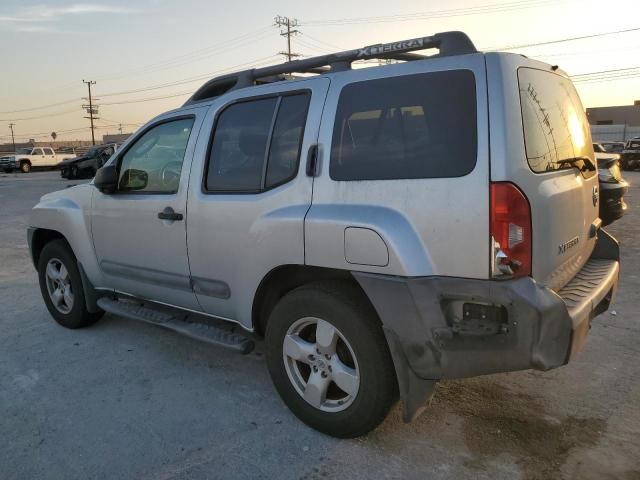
[186,78,330,327]
[32,148,46,167]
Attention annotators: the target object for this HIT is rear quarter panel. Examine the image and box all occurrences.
[307,54,490,278]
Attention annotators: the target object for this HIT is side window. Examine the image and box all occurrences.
[205,92,310,193]
[118,117,194,193]
[35,148,44,155]
[45,148,54,155]
[330,70,477,181]
[266,94,310,188]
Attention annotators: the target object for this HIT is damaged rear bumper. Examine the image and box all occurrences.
[353,230,620,422]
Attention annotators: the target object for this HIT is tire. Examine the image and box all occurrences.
[265,281,398,438]
[70,165,78,179]
[20,161,31,173]
[37,239,104,329]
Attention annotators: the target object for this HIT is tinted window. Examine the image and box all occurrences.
[330,70,477,181]
[207,98,277,192]
[118,118,194,193]
[44,148,54,155]
[206,93,309,192]
[266,94,309,187]
[518,68,593,173]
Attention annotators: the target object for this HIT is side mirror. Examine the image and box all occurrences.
[119,168,148,191]
[94,165,118,194]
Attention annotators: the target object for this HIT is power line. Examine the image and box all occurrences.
[489,26,640,50]
[0,107,80,123]
[301,0,556,25]
[274,16,301,62]
[94,26,274,82]
[0,97,81,115]
[97,54,280,99]
[572,66,640,78]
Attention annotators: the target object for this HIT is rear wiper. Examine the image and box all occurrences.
[556,156,596,172]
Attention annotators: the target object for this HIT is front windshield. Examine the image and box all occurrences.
[16,148,32,154]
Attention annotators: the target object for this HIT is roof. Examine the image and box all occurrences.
[183,31,477,106]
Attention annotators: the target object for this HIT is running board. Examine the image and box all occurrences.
[96,297,254,354]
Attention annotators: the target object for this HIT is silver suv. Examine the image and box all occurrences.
[28,32,620,438]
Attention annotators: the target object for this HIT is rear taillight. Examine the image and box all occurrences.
[490,182,532,279]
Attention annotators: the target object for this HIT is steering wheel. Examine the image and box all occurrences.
[160,161,182,187]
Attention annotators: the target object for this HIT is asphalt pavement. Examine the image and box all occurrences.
[1,170,639,480]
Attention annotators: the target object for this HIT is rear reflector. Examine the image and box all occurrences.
[490,182,532,278]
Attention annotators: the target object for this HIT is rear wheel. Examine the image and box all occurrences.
[37,239,104,328]
[265,282,397,438]
[20,161,31,173]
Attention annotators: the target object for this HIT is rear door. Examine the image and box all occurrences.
[32,148,46,167]
[44,148,56,165]
[487,55,599,290]
[186,78,330,327]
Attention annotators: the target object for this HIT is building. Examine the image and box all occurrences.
[587,101,640,142]
[103,133,132,145]
[586,101,640,126]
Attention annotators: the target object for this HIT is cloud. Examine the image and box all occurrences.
[0,3,135,29]
[13,24,57,33]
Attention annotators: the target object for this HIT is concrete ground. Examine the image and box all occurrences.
[1,170,638,480]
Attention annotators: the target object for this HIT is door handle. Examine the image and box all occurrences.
[305,144,319,177]
[158,206,183,221]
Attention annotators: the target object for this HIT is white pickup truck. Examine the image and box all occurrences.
[0,147,76,173]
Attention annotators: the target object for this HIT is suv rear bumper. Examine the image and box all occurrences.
[353,230,619,422]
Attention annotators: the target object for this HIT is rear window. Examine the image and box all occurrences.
[518,68,593,173]
[330,70,477,181]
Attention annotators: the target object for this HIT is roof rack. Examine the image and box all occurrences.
[184,31,477,106]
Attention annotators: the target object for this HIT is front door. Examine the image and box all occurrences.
[92,111,205,310]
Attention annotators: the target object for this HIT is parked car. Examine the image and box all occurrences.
[0,147,76,173]
[600,141,625,154]
[592,143,628,225]
[621,138,640,170]
[597,155,628,226]
[27,31,620,438]
[59,144,117,179]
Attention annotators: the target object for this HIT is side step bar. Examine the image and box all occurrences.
[97,297,255,354]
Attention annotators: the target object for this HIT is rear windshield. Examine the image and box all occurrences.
[330,70,477,181]
[518,68,593,173]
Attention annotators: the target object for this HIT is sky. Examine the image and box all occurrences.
[0,0,639,143]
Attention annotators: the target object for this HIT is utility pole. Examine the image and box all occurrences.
[82,80,98,145]
[8,123,15,152]
[274,16,301,62]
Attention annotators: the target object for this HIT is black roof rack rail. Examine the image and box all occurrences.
[184,31,477,106]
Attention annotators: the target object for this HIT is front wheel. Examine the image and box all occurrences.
[37,239,104,328]
[265,282,398,438]
[20,161,31,173]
